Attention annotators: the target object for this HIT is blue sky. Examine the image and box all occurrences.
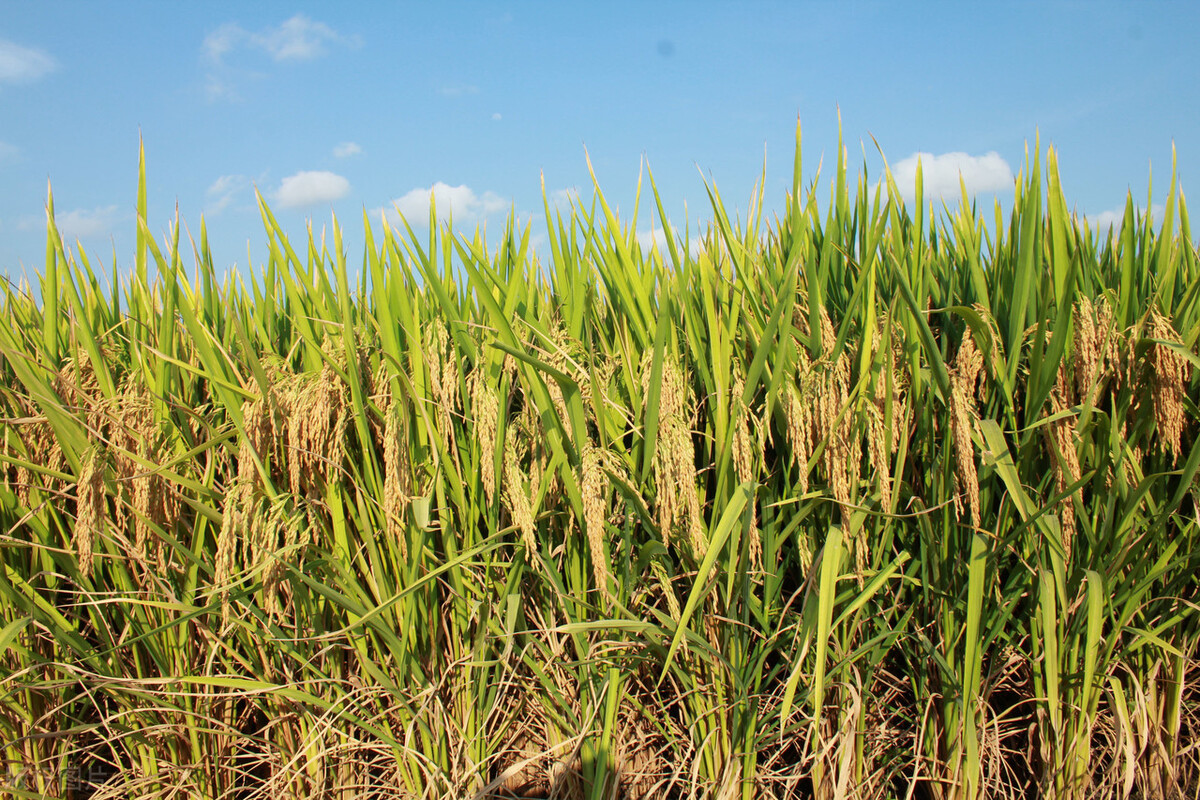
[1,2,1197,282]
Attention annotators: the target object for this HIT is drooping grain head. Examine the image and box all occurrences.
[75,446,106,581]
[730,363,754,485]
[469,366,500,506]
[424,318,460,450]
[809,308,855,530]
[780,374,812,493]
[382,400,410,556]
[502,427,537,552]
[286,357,348,497]
[869,313,910,507]
[730,362,762,568]
[582,445,612,600]
[866,401,892,511]
[1045,361,1080,557]
[112,386,167,568]
[14,411,67,510]
[950,332,983,529]
[1074,296,1101,404]
[239,396,274,490]
[1146,311,1190,463]
[641,354,704,554]
[213,490,241,618]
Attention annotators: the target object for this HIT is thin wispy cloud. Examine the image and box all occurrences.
[19,205,125,240]
[439,84,480,97]
[550,187,581,208]
[635,225,705,260]
[0,141,18,162]
[1084,202,1165,236]
[888,151,1014,204]
[0,38,58,86]
[203,14,360,65]
[203,74,242,103]
[205,174,250,214]
[378,182,507,227]
[333,141,362,158]
[274,170,351,209]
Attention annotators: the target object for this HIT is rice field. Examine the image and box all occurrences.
[1,131,1198,799]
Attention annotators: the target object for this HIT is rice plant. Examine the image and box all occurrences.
[1,128,1197,799]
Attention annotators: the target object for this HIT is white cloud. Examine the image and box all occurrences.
[491,112,502,121]
[1087,209,1124,234]
[0,38,57,86]
[20,205,124,240]
[888,151,1014,205]
[1084,202,1165,236]
[206,174,249,214]
[273,171,351,209]
[379,182,507,227]
[0,140,18,162]
[203,74,241,103]
[203,14,359,64]
[257,14,351,61]
[635,225,705,260]
[439,84,480,97]
[59,206,123,239]
[549,187,580,208]
[333,141,362,158]
[202,22,243,63]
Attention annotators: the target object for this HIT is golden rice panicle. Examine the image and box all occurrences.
[239,394,275,489]
[503,428,537,552]
[868,314,908,510]
[286,360,316,464]
[75,446,106,581]
[286,358,348,497]
[730,360,762,568]
[1045,361,1080,558]
[972,304,1000,402]
[641,353,704,554]
[424,318,459,448]
[582,445,612,601]
[780,349,815,493]
[14,406,67,510]
[382,400,410,556]
[815,307,855,530]
[1146,311,1190,462]
[114,387,166,569]
[866,401,891,511]
[217,389,279,618]
[469,366,500,505]
[516,398,559,507]
[255,499,306,620]
[950,331,984,529]
[649,555,682,621]
[543,321,575,441]
[53,355,101,413]
[730,369,753,485]
[214,492,240,618]
[1073,296,1102,404]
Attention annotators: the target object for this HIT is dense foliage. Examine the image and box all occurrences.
[2,131,1198,799]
